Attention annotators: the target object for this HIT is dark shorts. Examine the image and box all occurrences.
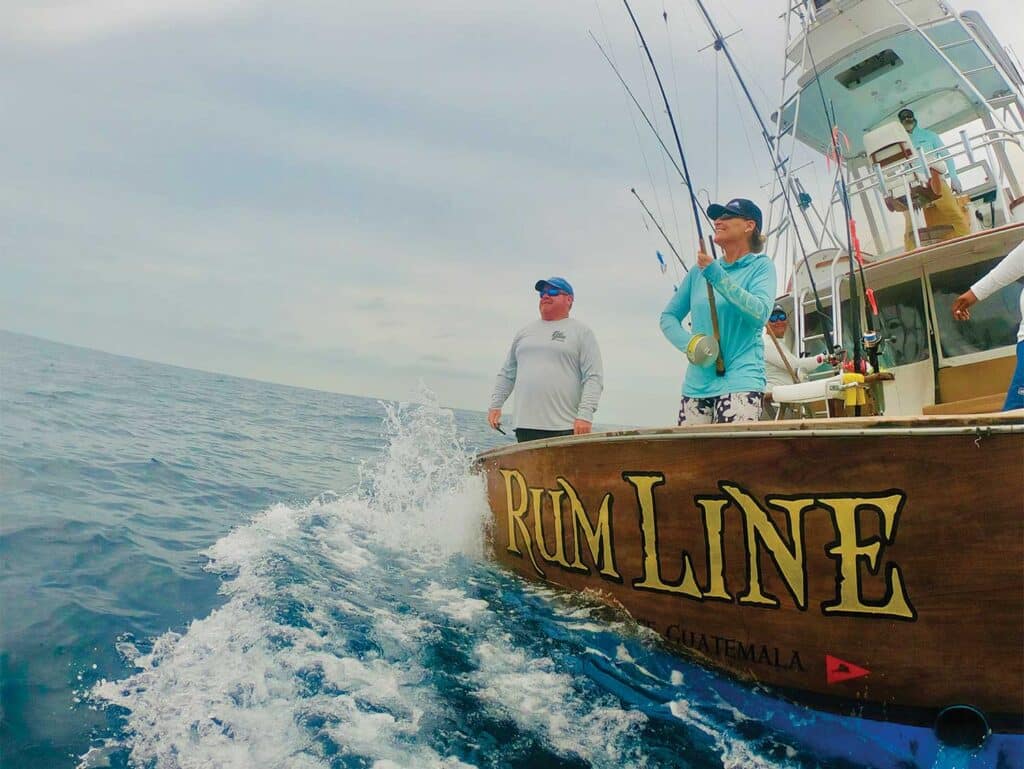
[515,428,574,443]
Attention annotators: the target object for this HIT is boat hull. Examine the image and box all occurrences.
[478,415,1024,732]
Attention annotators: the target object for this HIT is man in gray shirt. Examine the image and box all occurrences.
[488,277,604,442]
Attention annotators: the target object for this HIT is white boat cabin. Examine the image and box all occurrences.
[766,0,1023,416]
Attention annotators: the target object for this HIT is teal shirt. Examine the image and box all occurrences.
[660,253,777,397]
[908,124,959,187]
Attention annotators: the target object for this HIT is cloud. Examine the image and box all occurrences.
[5,0,247,46]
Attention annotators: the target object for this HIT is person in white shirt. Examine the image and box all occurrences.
[762,305,822,419]
[951,243,1024,410]
[488,277,604,442]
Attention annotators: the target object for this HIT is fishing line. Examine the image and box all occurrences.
[589,31,687,185]
[725,69,767,192]
[632,187,688,272]
[691,0,836,355]
[805,26,876,375]
[592,3,677,234]
[623,0,726,375]
[714,54,720,200]
[632,19,682,249]
[592,5,681,261]
[661,4,688,252]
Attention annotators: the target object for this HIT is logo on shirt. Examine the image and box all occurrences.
[551,331,566,342]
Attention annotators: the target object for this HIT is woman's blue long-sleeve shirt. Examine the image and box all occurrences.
[660,253,777,398]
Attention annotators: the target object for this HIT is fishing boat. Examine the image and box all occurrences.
[477,0,1024,750]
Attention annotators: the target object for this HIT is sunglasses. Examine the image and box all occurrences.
[899,114,915,122]
[538,288,566,297]
[769,312,788,322]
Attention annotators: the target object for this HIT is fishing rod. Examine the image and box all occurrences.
[829,100,881,373]
[805,26,878,378]
[689,0,837,357]
[622,0,725,375]
[590,31,688,187]
[631,187,688,272]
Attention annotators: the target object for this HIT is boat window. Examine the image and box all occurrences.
[802,298,859,358]
[804,278,930,367]
[873,279,931,366]
[835,50,902,90]
[930,257,1022,358]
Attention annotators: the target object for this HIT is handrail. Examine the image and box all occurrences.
[847,127,1023,199]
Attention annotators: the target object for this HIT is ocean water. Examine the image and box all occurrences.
[1,330,1019,769]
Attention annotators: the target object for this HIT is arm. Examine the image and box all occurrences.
[659,271,696,353]
[702,258,776,325]
[488,335,519,427]
[796,354,822,371]
[575,328,604,433]
[954,243,1024,318]
[971,243,1024,301]
[920,127,960,189]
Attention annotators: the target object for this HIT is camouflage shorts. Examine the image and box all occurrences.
[678,391,764,425]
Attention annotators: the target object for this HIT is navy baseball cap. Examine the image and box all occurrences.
[534,276,574,296]
[707,198,762,231]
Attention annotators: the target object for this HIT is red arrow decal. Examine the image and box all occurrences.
[826,654,870,685]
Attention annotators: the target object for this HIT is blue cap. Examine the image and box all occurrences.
[707,198,762,231]
[534,276,574,296]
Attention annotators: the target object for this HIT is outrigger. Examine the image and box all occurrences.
[478,0,1023,757]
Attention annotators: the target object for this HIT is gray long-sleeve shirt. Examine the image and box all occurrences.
[489,318,604,430]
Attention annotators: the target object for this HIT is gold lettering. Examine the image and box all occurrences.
[625,473,702,597]
[820,494,915,619]
[723,485,810,609]
[697,497,732,600]
[499,469,544,576]
[532,488,570,567]
[558,477,620,580]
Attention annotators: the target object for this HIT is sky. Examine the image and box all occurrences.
[2,0,1020,426]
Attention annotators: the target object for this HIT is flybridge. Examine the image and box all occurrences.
[770,0,1024,258]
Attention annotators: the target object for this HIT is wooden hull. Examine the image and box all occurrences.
[479,414,1024,732]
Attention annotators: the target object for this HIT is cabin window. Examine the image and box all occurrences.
[835,50,902,90]
[806,278,930,367]
[930,257,1022,358]
[873,280,931,366]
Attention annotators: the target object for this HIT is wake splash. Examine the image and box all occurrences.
[82,390,997,769]
[81,393,650,769]
[359,392,489,560]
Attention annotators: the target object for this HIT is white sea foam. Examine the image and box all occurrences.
[471,636,647,768]
[359,386,489,560]
[85,388,654,768]
[81,386,787,769]
[422,582,490,623]
[668,697,797,769]
[82,389,495,768]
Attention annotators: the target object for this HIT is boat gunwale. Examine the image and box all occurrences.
[476,412,1024,460]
